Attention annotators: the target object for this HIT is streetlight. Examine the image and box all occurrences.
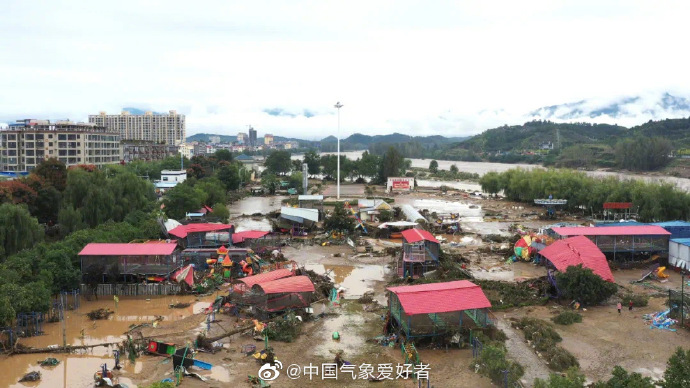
[334,101,343,200]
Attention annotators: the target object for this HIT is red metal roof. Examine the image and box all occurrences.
[552,225,671,237]
[539,236,615,282]
[386,280,491,315]
[401,228,439,244]
[232,230,270,244]
[254,275,315,294]
[79,243,178,256]
[236,269,294,288]
[168,223,233,238]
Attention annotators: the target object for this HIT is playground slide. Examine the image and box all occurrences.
[657,266,669,279]
[192,359,213,370]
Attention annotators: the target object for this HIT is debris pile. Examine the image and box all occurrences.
[169,302,192,309]
[87,308,115,320]
[264,312,303,343]
[19,371,41,382]
[296,268,334,299]
[644,309,677,331]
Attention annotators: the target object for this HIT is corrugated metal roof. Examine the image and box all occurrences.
[401,228,439,244]
[232,230,270,244]
[281,207,319,222]
[552,225,671,236]
[653,221,690,227]
[401,204,425,223]
[79,243,178,256]
[539,236,614,282]
[298,195,324,201]
[671,238,690,247]
[254,275,315,294]
[236,269,294,288]
[387,280,491,315]
[168,223,233,238]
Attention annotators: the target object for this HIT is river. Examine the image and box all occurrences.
[292,151,690,192]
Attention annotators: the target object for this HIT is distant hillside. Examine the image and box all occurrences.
[122,107,166,115]
[186,133,314,145]
[630,117,690,147]
[458,121,628,152]
[320,132,468,151]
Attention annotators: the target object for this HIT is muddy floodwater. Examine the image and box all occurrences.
[231,217,273,232]
[227,196,285,216]
[3,294,216,388]
[306,264,388,303]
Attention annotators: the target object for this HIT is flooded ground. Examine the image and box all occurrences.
[415,179,482,192]
[3,294,216,388]
[227,195,286,216]
[231,217,273,232]
[305,264,388,304]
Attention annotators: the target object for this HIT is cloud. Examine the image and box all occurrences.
[1,1,689,139]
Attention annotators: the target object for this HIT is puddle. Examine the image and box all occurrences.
[412,199,484,222]
[231,217,273,232]
[201,364,232,383]
[313,313,367,358]
[1,353,138,388]
[228,196,286,217]
[305,264,387,304]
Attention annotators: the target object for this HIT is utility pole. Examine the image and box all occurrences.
[334,102,343,200]
[61,293,67,349]
[682,272,685,328]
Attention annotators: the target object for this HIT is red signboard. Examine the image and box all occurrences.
[392,180,410,189]
[603,202,633,209]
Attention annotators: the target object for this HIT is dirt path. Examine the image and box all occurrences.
[495,319,551,387]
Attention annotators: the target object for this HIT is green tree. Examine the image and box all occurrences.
[0,203,44,259]
[31,184,62,224]
[324,203,355,233]
[216,164,241,191]
[429,160,439,173]
[0,294,15,326]
[320,155,339,179]
[164,184,202,220]
[265,150,292,175]
[479,171,502,196]
[288,172,304,193]
[211,203,230,223]
[535,367,586,388]
[32,158,67,191]
[58,205,86,237]
[81,186,115,227]
[195,178,227,205]
[662,347,690,388]
[555,264,618,305]
[377,146,405,183]
[359,151,379,178]
[187,164,206,179]
[378,209,393,222]
[304,149,321,176]
[214,149,233,162]
[592,365,654,388]
[450,164,459,174]
[261,173,279,195]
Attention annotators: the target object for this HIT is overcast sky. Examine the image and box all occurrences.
[1,1,689,139]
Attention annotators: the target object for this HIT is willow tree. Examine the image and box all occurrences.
[0,203,44,260]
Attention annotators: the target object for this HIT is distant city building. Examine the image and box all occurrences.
[283,141,299,150]
[248,126,257,146]
[0,119,120,171]
[89,110,185,145]
[237,132,248,145]
[209,135,221,144]
[264,134,274,146]
[193,143,208,156]
[180,144,194,159]
[122,141,178,163]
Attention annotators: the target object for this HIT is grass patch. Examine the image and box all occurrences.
[552,311,583,325]
[476,280,549,310]
[473,344,524,386]
[512,317,579,372]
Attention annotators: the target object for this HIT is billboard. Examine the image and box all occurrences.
[387,177,414,192]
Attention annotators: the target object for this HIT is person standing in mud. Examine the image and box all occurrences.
[617,302,622,315]
[629,300,633,312]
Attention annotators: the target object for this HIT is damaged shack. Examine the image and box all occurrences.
[168,223,234,248]
[387,280,493,339]
[396,228,440,278]
[248,276,315,318]
[79,242,179,282]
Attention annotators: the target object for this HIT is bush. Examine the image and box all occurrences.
[546,347,579,371]
[513,318,562,351]
[555,265,618,305]
[662,347,690,388]
[552,311,583,325]
[621,293,649,307]
[264,312,303,342]
[475,344,524,386]
[535,367,586,388]
[594,365,654,388]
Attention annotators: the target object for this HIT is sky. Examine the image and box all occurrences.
[1,1,689,139]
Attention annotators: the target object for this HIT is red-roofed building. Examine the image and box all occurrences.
[387,280,493,338]
[538,236,615,282]
[232,268,295,294]
[397,228,441,278]
[232,230,270,245]
[168,223,234,248]
[79,242,180,280]
[550,225,670,262]
[249,275,315,316]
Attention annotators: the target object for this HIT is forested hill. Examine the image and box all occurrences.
[457,121,628,152]
[320,132,468,152]
[630,117,690,147]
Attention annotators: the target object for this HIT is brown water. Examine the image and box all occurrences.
[1,294,215,388]
[227,196,286,217]
[305,264,387,304]
[313,313,367,358]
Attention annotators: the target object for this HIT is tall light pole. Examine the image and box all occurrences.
[334,101,343,200]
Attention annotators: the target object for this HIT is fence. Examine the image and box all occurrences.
[80,283,181,296]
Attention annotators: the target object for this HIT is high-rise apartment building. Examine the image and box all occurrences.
[248,126,257,146]
[89,110,185,145]
[237,132,247,145]
[264,134,274,146]
[0,119,121,171]
[209,135,221,144]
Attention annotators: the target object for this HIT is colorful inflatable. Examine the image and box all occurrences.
[514,235,536,261]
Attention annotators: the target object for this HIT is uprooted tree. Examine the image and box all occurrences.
[555,264,617,305]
